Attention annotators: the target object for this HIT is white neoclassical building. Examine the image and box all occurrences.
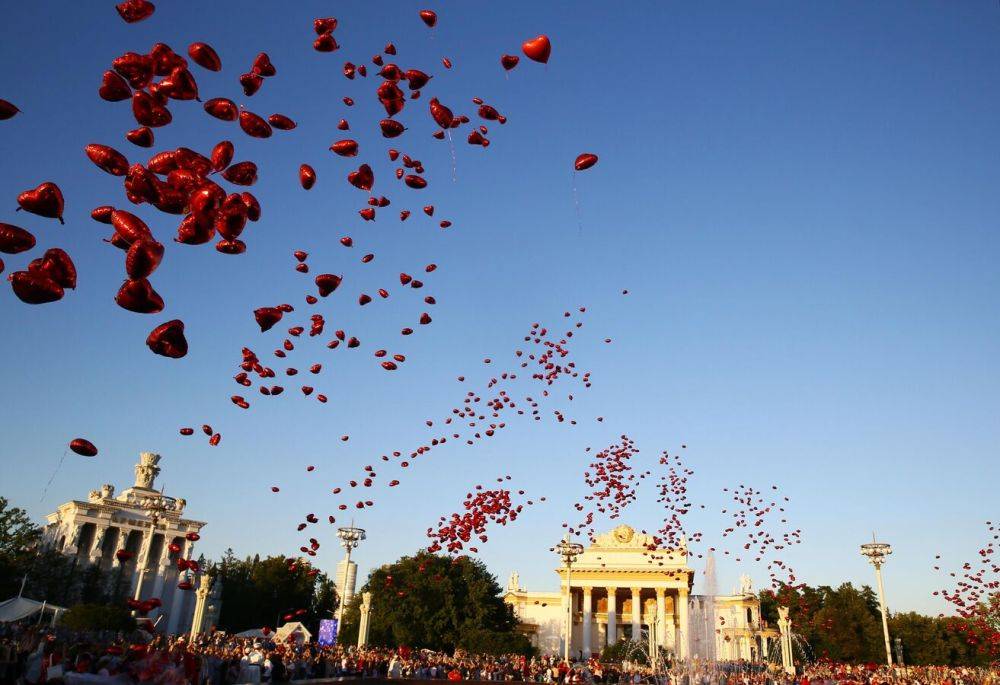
[43,452,209,634]
[504,525,779,661]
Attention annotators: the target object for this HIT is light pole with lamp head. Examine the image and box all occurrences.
[133,495,172,605]
[555,533,584,664]
[335,524,366,644]
[860,535,893,667]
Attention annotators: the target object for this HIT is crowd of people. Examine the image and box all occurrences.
[0,621,996,685]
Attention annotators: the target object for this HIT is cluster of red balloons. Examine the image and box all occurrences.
[651,447,703,553]
[283,307,604,554]
[178,424,222,447]
[712,483,802,591]
[3,182,74,304]
[564,435,648,541]
[1,1,616,577]
[426,475,543,555]
[933,522,1000,655]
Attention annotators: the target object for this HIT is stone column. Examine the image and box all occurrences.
[132,527,155,599]
[357,592,372,647]
[109,527,131,599]
[149,542,171,618]
[606,587,617,645]
[677,587,689,659]
[89,526,107,565]
[64,523,83,556]
[777,606,791,672]
[655,588,667,648]
[191,576,210,637]
[630,587,641,640]
[166,540,193,634]
[582,587,593,658]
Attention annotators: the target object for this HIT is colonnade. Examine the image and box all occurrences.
[50,518,198,634]
[561,584,690,659]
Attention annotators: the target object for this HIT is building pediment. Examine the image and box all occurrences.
[592,525,655,549]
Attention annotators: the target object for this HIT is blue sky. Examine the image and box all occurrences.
[1,1,998,616]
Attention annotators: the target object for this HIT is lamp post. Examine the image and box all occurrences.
[555,533,583,664]
[133,496,171,605]
[335,524,366,644]
[860,536,893,667]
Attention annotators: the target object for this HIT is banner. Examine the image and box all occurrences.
[318,618,338,646]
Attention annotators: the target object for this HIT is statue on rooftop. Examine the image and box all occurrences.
[134,452,161,489]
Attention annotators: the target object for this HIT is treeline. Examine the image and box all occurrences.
[337,550,533,655]
[759,582,990,666]
[212,548,336,635]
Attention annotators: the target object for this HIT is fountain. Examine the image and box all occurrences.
[768,608,814,673]
[687,551,718,662]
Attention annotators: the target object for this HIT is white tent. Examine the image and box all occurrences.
[234,628,269,638]
[0,597,67,624]
[273,621,311,644]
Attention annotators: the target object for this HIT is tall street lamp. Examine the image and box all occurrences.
[555,533,583,664]
[335,524,366,643]
[860,535,893,667]
[133,495,172,605]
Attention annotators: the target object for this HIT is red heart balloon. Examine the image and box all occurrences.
[17,182,64,223]
[252,53,276,77]
[160,67,200,101]
[115,278,164,314]
[70,438,99,457]
[111,210,153,245]
[126,239,165,279]
[239,110,272,138]
[521,35,552,63]
[240,72,263,97]
[313,33,339,52]
[131,91,172,128]
[112,52,153,89]
[147,319,188,358]
[574,153,599,171]
[116,0,155,23]
[99,71,131,102]
[379,120,406,138]
[269,114,296,130]
[125,127,154,148]
[188,43,222,72]
[222,161,258,186]
[330,139,359,157]
[347,164,374,191]
[315,273,343,297]
[0,99,19,119]
[204,98,238,121]
[31,248,77,289]
[0,224,36,254]
[419,9,437,27]
[215,239,246,255]
[299,165,316,190]
[85,144,130,176]
[10,271,63,304]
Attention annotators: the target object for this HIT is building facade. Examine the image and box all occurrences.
[504,525,778,661]
[43,452,207,634]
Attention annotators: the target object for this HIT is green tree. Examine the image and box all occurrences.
[60,603,134,632]
[0,497,40,556]
[341,551,527,653]
[0,496,43,599]
[890,612,989,667]
[809,583,882,662]
[215,552,336,635]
